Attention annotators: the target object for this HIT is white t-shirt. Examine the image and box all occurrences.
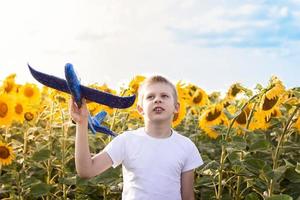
[104,128,203,200]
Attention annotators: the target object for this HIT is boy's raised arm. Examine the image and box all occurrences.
[70,99,113,179]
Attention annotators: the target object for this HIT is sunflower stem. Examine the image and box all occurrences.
[60,108,68,199]
[21,125,30,198]
[268,105,300,196]
[110,109,118,138]
[121,113,130,132]
[46,102,55,200]
[235,102,258,200]
[217,94,259,200]
[4,127,9,142]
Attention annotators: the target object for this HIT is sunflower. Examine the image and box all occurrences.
[265,76,285,100]
[249,108,281,131]
[0,94,14,126]
[226,83,243,99]
[24,111,36,122]
[208,92,221,104]
[19,83,41,105]
[128,75,146,94]
[282,89,300,106]
[0,73,19,94]
[234,107,250,128]
[0,141,15,166]
[190,88,209,107]
[266,107,281,122]
[176,81,191,101]
[224,102,250,134]
[198,104,228,138]
[249,115,269,131]
[13,95,28,123]
[172,98,187,127]
[259,95,282,121]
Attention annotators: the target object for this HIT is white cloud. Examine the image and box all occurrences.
[0,0,299,94]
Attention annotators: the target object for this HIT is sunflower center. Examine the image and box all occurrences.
[0,102,8,118]
[24,87,34,98]
[262,96,278,111]
[0,146,10,159]
[193,91,203,104]
[15,104,23,114]
[236,111,247,125]
[206,109,221,121]
[24,112,34,121]
[231,85,241,97]
[223,101,230,108]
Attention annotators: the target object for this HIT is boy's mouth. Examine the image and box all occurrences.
[153,107,164,112]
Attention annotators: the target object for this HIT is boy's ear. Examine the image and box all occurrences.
[137,104,144,114]
[174,102,180,113]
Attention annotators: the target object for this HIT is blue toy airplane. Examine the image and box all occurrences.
[28,63,136,137]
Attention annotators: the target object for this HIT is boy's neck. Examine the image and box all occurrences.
[144,122,172,138]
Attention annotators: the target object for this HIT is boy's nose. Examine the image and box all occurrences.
[154,98,162,103]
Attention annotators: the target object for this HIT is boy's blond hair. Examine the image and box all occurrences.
[137,75,178,106]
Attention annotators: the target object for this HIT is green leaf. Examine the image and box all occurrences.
[255,84,263,91]
[266,194,293,200]
[249,140,270,152]
[244,158,266,173]
[30,183,52,197]
[273,166,288,182]
[296,163,300,174]
[58,176,76,185]
[31,149,51,162]
[285,167,300,183]
[245,192,260,200]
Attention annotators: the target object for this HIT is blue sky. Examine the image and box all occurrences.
[0,0,299,94]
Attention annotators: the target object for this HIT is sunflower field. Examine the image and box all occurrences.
[0,74,299,200]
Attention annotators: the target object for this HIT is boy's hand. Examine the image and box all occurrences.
[69,98,89,125]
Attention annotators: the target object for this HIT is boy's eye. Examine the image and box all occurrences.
[162,94,169,98]
[146,95,154,99]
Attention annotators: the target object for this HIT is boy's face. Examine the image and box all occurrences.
[137,82,179,124]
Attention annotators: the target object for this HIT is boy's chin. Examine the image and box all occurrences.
[148,116,172,123]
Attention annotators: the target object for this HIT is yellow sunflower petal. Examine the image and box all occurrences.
[172,98,187,127]
[19,83,41,106]
[0,73,19,94]
[128,75,146,94]
[0,94,14,126]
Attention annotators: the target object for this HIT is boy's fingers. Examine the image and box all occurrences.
[82,98,86,105]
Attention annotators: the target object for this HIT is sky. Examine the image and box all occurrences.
[0,0,299,94]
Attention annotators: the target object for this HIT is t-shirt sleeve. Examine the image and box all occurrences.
[103,133,126,168]
[182,140,204,172]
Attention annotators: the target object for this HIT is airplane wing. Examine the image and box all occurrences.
[28,64,136,109]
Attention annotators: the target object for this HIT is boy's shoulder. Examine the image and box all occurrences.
[117,127,144,138]
[172,130,195,145]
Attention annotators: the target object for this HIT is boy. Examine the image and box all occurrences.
[70,75,203,200]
